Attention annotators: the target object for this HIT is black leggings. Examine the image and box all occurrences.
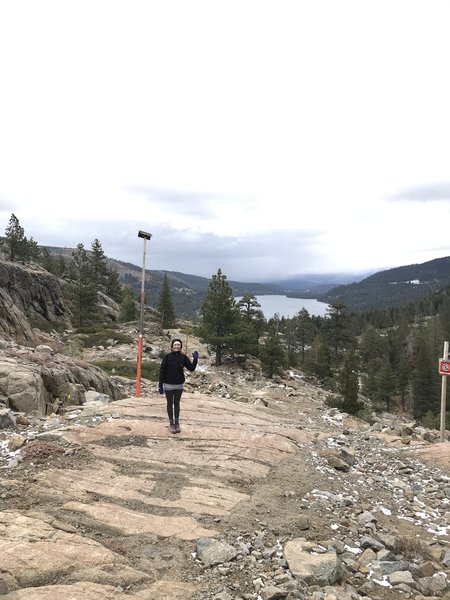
[165,389,183,422]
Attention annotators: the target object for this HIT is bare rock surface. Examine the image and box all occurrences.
[0,348,449,599]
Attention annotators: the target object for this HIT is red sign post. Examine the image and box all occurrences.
[438,359,450,376]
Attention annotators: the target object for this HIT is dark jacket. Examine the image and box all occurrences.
[159,351,198,386]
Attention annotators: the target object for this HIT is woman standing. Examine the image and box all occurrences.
[159,338,198,433]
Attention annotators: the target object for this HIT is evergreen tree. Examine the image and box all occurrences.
[284,319,299,367]
[412,333,437,419]
[157,273,176,328]
[119,286,137,322]
[237,294,263,322]
[234,317,260,358]
[322,300,354,363]
[40,248,57,274]
[39,249,67,276]
[59,255,67,275]
[27,236,40,261]
[197,268,240,366]
[90,238,109,289]
[4,214,28,261]
[337,351,362,414]
[260,325,287,378]
[66,243,99,328]
[235,294,265,358]
[396,352,412,412]
[306,335,332,379]
[376,360,397,412]
[359,325,388,364]
[294,308,316,363]
[3,214,40,262]
[361,365,379,404]
[105,268,123,302]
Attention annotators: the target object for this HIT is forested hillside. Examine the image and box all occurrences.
[321,255,450,310]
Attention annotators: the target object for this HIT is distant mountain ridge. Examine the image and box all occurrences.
[111,261,285,316]
[44,246,285,317]
[321,256,450,311]
[46,245,450,314]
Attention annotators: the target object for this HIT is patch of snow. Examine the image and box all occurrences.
[344,544,361,555]
[427,525,449,536]
[371,575,392,587]
[414,511,431,520]
[377,506,392,516]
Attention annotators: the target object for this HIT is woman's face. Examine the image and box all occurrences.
[172,342,181,351]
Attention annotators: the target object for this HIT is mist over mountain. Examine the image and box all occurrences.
[269,272,373,290]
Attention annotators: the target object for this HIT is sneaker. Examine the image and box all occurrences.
[174,422,181,433]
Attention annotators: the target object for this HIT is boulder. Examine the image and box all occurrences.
[284,538,344,586]
[0,356,121,415]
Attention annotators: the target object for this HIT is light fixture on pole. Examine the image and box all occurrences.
[136,230,152,398]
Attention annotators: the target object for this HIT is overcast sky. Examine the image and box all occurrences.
[1,1,450,283]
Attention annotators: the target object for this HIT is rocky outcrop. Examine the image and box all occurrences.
[0,341,121,415]
[0,288,37,344]
[97,291,120,322]
[0,260,70,343]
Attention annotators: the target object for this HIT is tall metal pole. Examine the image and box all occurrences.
[136,230,152,398]
[440,341,448,443]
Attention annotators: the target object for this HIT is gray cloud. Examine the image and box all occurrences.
[145,226,326,282]
[127,185,253,219]
[390,182,450,202]
[38,218,327,283]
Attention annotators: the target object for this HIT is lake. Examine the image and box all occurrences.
[235,295,329,319]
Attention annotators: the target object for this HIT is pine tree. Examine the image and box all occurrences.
[359,325,388,364]
[260,325,287,378]
[396,352,412,412]
[3,214,40,262]
[105,268,123,302]
[27,236,40,261]
[294,308,316,363]
[337,351,362,414]
[157,273,176,328]
[376,360,397,412]
[197,268,239,366]
[237,294,263,321]
[119,286,137,322]
[56,254,67,277]
[234,318,260,358]
[4,214,27,261]
[40,248,57,274]
[235,294,265,358]
[90,238,109,289]
[66,243,99,328]
[361,366,379,403]
[306,335,332,380]
[412,333,437,419]
[284,319,299,367]
[322,300,354,363]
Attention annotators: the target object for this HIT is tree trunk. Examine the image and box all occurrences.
[215,346,222,366]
